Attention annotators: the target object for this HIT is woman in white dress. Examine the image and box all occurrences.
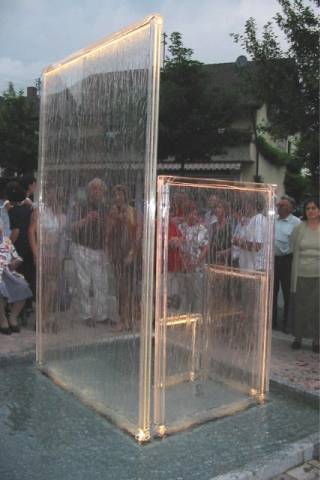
[0,219,32,334]
[29,187,66,333]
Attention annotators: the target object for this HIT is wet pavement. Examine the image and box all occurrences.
[274,459,320,479]
[1,318,318,397]
[270,330,320,397]
[0,316,318,480]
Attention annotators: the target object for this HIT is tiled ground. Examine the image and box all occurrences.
[0,315,319,480]
[273,459,320,479]
[1,318,319,396]
[271,330,320,396]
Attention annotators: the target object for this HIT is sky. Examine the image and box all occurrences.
[0,0,288,94]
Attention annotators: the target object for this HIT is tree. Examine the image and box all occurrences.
[232,0,319,196]
[0,82,39,175]
[159,32,245,165]
[165,31,195,64]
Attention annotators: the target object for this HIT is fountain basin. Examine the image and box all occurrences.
[0,353,318,480]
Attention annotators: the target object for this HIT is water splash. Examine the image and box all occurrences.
[154,176,275,435]
[37,16,162,439]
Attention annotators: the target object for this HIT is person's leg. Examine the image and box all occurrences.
[168,272,182,314]
[8,300,25,332]
[180,272,192,313]
[291,277,304,349]
[112,263,124,330]
[116,263,132,330]
[0,296,10,333]
[291,337,302,349]
[191,271,203,313]
[279,255,292,332]
[70,243,93,322]
[18,252,35,318]
[91,250,117,326]
[272,257,280,328]
[312,278,319,353]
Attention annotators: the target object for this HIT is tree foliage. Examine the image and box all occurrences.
[232,0,319,195]
[158,32,245,163]
[0,82,39,175]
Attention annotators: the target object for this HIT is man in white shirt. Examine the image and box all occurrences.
[236,196,267,272]
[204,194,218,231]
[273,195,300,332]
[246,211,267,271]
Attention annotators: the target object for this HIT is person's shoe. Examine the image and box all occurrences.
[312,344,320,354]
[84,318,95,328]
[10,325,20,333]
[291,339,301,350]
[0,326,12,335]
[51,323,60,335]
[20,311,28,327]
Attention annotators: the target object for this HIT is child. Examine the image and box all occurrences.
[0,219,32,334]
[178,205,209,313]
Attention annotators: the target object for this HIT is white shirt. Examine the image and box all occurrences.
[275,214,300,256]
[0,237,22,277]
[239,213,267,271]
[204,210,217,229]
[178,222,209,271]
[232,217,249,261]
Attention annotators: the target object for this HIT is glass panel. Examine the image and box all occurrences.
[155,176,275,436]
[37,15,162,440]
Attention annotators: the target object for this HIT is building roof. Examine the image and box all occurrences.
[204,61,261,108]
[158,162,241,172]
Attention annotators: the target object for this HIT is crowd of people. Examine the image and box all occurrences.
[284,197,320,352]
[166,191,268,317]
[0,175,143,334]
[0,173,318,353]
[68,178,142,332]
[168,191,319,352]
[168,191,268,272]
[0,174,36,334]
[272,195,320,352]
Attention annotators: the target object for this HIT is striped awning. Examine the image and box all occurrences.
[157,162,241,171]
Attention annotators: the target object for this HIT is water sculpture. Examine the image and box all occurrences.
[37,15,275,442]
[154,176,275,436]
[37,15,162,442]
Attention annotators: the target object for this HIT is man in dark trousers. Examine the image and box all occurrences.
[273,195,300,332]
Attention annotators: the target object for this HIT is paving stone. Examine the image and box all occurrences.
[1,327,319,395]
[313,446,320,461]
[272,474,294,480]
[270,331,320,397]
[286,462,320,480]
[0,319,319,480]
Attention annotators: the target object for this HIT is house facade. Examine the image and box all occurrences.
[158,62,288,196]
